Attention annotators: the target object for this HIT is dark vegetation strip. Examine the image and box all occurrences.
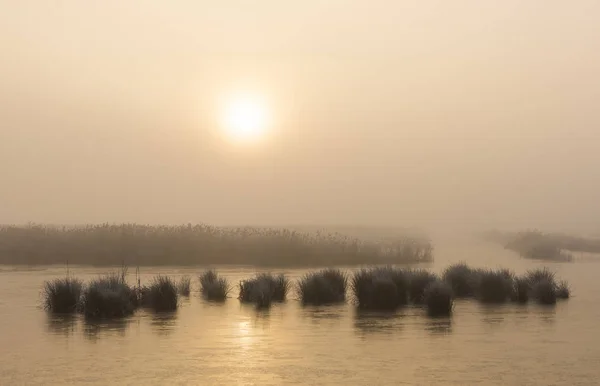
[0,224,432,267]
[43,264,570,320]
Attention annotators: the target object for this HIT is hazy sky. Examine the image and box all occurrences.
[1,1,599,233]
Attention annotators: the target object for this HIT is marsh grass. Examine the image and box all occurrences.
[406,269,438,304]
[351,267,408,310]
[442,263,478,298]
[424,281,453,317]
[556,280,570,299]
[177,276,191,296]
[511,277,530,303]
[199,270,230,301]
[43,277,83,313]
[0,224,434,267]
[80,273,136,319]
[476,269,514,303]
[531,279,557,305]
[143,276,178,312]
[297,268,347,305]
[238,273,290,309]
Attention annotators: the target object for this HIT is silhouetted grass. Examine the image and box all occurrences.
[424,281,453,317]
[525,267,556,285]
[351,267,408,310]
[442,263,478,298]
[143,276,178,312]
[556,280,570,299]
[199,270,230,301]
[80,273,136,319]
[177,276,191,296]
[511,277,530,303]
[476,269,514,303]
[0,224,434,267]
[43,277,83,313]
[406,269,438,304]
[297,269,347,305]
[239,273,289,304]
[531,279,557,305]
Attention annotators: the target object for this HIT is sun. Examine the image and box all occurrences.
[220,93,270,143]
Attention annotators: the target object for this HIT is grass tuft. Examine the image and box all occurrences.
[511,277,530,303]
[442,263,478,298]
[297,269,347,305]
[177,276,191,296]
[531,279,557,305]
[199,270,230,301]
[239,273,289,305]
[424,281,453,317]
[406,269,438,304]
[556,280,570,299]
[43,277,83,314]
[143,275,178,312]
[80,273,136,319]
[476,269,514,303]
[351,267,408,310]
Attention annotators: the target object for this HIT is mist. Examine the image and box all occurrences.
[1,1,599,235]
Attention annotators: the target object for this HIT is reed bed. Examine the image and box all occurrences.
[79,273,137,319]
[43,277,83,314]
[141,276,178,312]
[177,276,191,296]
[351,267,409,310]
[199,270,230,301]
[40,263,571,320]
[297,268,347,305]
[0,224,433,267]
[423,281,453,317]
[239,273,290,308]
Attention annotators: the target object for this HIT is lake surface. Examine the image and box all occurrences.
[1,240,599,385]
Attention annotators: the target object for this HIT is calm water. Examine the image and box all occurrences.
[1,240,599,385]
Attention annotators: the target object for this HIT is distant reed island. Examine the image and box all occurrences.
[482,229,600,262]
[0,224,433,267]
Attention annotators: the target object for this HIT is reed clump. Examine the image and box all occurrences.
[177,276,191,296]
[406,269,438,304]
[442,263,478,298]
[80,273,137,319]
[351,267,408,310]
[476,269,514,303]
[199,270,230,301]
[142,276,178,312]
[239,273,290,308]
[297,268,347,305]
[424,281,453,317]
[43,277,83,314]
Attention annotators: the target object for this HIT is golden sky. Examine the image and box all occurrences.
[1,1,599,233]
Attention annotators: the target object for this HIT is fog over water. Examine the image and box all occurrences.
[1,1,599,235]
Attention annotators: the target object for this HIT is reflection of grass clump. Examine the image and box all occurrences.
[199,270,230,301]
[424,281,453,317]
[298,269,347,305]
[43,277,83,314]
